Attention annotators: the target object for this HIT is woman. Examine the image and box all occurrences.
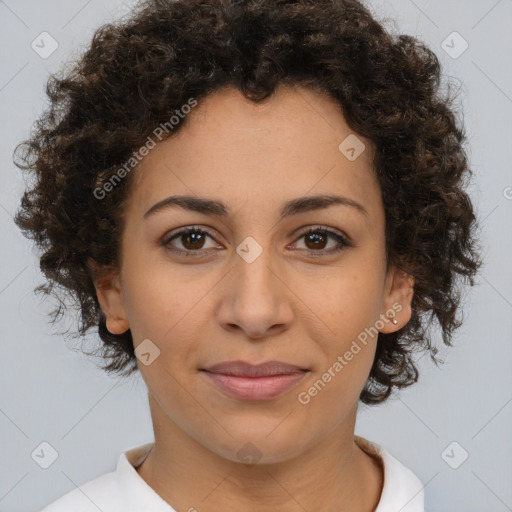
[14,0,481,510]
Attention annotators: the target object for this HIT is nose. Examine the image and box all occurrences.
[216,244,294,340]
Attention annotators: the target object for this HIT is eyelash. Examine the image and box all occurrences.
[162,225,352,258]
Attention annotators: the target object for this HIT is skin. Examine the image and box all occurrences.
[91,84,414,512]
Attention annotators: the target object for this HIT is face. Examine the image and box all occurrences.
[93,84,413,465]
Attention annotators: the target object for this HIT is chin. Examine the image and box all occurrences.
[204,425,311,466]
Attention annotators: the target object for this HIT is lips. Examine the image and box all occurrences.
[200,360,309,400]
[202,360,307,377]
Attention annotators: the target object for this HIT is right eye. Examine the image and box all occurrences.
[162,226,223,257]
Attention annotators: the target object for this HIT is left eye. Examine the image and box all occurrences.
[290,227,351,254]
[163,226,351,257]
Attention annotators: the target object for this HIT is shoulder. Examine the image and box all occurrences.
[38,443,158,512]
[38,471,120,512]
[355,435,425,512]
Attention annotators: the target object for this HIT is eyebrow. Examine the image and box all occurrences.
[143,193,369,221]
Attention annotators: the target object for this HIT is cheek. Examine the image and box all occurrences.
[294,263,383,393]
[302,263,384,344]
[295,270,380,416]
[120,251,209,352]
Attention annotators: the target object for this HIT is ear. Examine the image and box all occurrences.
[379,263,414,334]
[87,258,130,335]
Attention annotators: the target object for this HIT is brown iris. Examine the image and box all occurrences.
[304,231,328,250]
[181,231,206,250]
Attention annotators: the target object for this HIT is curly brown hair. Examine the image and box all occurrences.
[13,0,482,405]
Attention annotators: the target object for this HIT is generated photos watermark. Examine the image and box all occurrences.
[297,302,403,405]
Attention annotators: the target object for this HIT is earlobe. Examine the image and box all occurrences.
[87,258,130,335]
[105,316,130,335]
[379,266,414,334]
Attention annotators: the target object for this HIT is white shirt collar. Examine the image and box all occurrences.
[354,435,424,511]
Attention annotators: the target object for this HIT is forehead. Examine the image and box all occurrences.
[128,85,383,225]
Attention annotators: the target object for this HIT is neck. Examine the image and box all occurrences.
[136,393,383,512]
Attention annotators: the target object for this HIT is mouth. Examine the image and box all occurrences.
[202,360,308,377]
[200,360,310,401]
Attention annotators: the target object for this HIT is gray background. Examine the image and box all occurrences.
[1,1,511,511]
